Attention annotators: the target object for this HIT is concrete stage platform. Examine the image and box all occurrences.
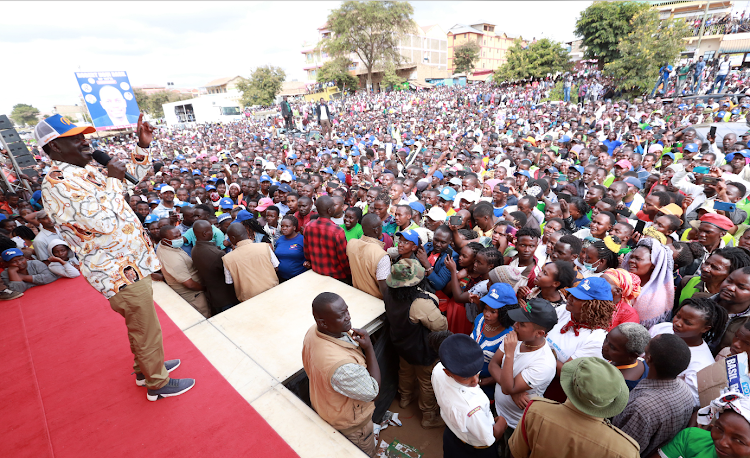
[153,270,386,458]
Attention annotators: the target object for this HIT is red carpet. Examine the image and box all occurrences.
[0,276,299,458]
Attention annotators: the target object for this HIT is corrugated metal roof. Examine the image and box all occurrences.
[720,38,750,53]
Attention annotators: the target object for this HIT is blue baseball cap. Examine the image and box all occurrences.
[409,202,425,214]
[396,229,420,245]
[683,143,699,153]
[622,176,643,190]
[322,167,334,175]
[726,150,750,161]
[661,152,675,160]
[514,170,532,179]
[716,111,727,118]
[1,248,23,262]
[217,213,232,224]
[434,171,444,180]
[336,171,346,182]
[480,283,518,310]
[438,334,484,378]
[205,185,217,191]
[180,168,188,173]
[176,154,185,160]
[560,135,571,143]
[144,214,160,224]
[219,197,234,209]
[567,277,613,301]
[260,175,272,183]
[192,170,201,176]
[438,187,457,201]
[33,114,96,147]
[0,214,7,222]
[571,165,585,175]
[235,210,254,223]
[278,183,292,193]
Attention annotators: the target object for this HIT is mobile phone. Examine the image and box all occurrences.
[497,185,510,193]
[505,226,518,237]
[714,201,737,212]
[703,176,718,185]
[634,220,646,234]
[709,125,717,138]
[449,215,463,226]
[558,193,572,203]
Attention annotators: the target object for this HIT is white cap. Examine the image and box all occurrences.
[265,162,277,170]
[426,207,447,222]
[160,185,175,194]
[279,171,293,182]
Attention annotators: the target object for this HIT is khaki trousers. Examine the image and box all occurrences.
[340,420,377,457]
[108,276,169,390]
[398,356,438,414]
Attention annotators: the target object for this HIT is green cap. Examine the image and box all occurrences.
[386,259,425,288]
[560,357,629,418]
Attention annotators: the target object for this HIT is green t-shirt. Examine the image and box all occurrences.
[659,427,715,458]
[341,223,364,242]
[737,197,750,225]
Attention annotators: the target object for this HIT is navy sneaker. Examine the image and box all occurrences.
[147,378,195,401]
[135,359,181,386]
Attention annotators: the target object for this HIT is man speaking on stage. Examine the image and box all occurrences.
[35,113,195,401]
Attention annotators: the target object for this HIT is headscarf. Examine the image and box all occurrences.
[602,268,642,331]
[698,391,750,426]
[622,238,674,329]
[488,265,526,292]
[228,182,241,193]
[47,238,70,257]
[484,179,501,192]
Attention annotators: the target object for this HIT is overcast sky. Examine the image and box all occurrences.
[1,1,591,116]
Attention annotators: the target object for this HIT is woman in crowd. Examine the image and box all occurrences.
[650,297,728,407]
[624,238,675,329]
[544,276,616,401]
[715,320,750,361]
[602,322,650,390]
[601,268,641,331]
[578,237,620,278]
[657,391,750,458]
[518,260,576,308]
[678,247,750,306]
[274,215,309,282]
[444,246,502,334]
[469,282,519,399]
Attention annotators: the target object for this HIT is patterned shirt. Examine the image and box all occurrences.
[611,378,694,458]
[41,146,160,299]
[303,217,350,279]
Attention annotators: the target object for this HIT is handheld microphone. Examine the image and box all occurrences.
[91,150,139,185]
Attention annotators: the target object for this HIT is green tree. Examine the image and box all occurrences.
[494,38,572,82]
[605,8,690,96]
[574,1,649,69]
[10,103,40,126]
[381,63,405,91]
[237,65,286,107]
[453,41,480,75]
[132,90,192,118]
[133,88,149,114]
[324,1,416,91]
[317,57,359,91]
[82,113,93,124]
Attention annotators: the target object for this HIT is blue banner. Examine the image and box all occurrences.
[74,71,141,130]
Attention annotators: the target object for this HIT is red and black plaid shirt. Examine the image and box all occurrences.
[303,217,350,280]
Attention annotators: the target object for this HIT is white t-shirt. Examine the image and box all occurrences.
[546,307,607,363]
[719,60,731,76]
[649,322,715,407]
[494,342,556,428]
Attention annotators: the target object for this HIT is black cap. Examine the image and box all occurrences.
[439,334,484,378]
[507,298,558,331]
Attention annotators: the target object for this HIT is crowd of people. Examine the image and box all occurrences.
[9,76,750,457]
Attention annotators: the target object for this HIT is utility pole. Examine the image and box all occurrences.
[696,1,712,56]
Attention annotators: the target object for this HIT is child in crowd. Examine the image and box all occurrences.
[46,239,81,278]
[0,248,59,292]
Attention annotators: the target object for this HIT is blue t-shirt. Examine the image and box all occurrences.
[274,233,307,280]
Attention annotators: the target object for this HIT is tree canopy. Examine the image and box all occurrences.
[10,103,40,126]
[317,57,359,92]
[605,8,690,95]
[494,38,572,82]
[453,41,480,75]
[237,65,286,107]
[134,89,192,118]
[574,1,650,68]
[324,1,415,90]
[381,63,406,91]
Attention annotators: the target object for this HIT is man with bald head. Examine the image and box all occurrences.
[346,213,390,299]
[304,195,351,282]
[156,225,210,318]
[302,292,381,457]
[222,222,278,302]
[190,220,238,315]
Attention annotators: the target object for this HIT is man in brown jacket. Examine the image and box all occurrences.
[190,220,238,315]
[302,292,381,457]
[222,223,279,302]
[347,213,390,299]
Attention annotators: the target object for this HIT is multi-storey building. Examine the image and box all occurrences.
[446,22,523,77]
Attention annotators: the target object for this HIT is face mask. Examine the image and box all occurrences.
[167,238,184,249]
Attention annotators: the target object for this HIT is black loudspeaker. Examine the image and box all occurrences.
[5,141,29,157]
[0,129,20,144]
[0,115,12,130]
